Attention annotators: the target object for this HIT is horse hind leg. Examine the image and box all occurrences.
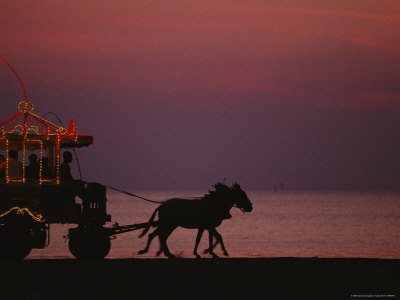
[138,227,159,255]
[156,238,163,256]
[148,229,164,256]
[159,227,176,259]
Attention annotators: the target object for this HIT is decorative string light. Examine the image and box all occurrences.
[17,100,34,113]
[26,126,41,135]
[0,206,45,222]
[22,141,26,183]
[5,139,9,183]
[5,139,26,184]
[56,135,60,184]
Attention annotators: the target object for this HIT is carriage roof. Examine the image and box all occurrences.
[0,101,93,149]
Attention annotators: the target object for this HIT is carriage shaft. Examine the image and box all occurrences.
[106,221,158,236]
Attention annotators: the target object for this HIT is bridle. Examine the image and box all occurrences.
[233,204,246,213]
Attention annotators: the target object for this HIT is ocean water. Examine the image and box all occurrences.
[28,190,400,259]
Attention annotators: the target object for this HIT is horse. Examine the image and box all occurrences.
[141,210,231,258]
[137,183,253,258]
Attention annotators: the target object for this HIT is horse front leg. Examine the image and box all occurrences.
[212,229,229,256]
[193,228,204,258]
[203,230,213,254]
[207,228,219,258]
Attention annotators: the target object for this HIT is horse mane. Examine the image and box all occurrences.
[167,182,241,201]
[203,182,231,200]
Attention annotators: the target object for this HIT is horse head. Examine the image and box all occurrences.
[208,182,252,213]
[231,183,253,213]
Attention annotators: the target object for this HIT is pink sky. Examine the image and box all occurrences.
[1,1,400,190]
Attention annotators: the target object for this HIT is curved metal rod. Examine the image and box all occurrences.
[0,54,28,101]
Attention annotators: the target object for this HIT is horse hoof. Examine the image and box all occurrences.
[223,251,229,256]
[211,253,220,259]
[137,250,146,255]
[194,254,202,259]
[156,251,162,256]
[203,249,209,254]
[167,254,176,259]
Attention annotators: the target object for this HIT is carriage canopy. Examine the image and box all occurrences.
[0,100,93,184]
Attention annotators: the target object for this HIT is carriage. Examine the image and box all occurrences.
[0,100,119,259]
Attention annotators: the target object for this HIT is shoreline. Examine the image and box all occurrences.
[1,257,399,299]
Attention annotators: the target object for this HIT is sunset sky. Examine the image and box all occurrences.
[1,1,399,190]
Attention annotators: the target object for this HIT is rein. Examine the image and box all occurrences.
[102,183,248,211]
[104,185,165,204]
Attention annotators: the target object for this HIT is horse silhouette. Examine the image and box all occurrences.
[138,183,253,258]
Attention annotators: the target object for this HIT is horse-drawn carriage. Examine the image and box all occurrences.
[0,100,253,260]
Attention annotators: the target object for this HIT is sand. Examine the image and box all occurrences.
[0,258,399,299]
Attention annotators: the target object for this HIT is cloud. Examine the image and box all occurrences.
[342,37,400,54]
[237,84,296,96]
[231,3,400,23]
[350,91,400,109]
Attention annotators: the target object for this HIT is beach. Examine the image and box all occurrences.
[1,258,399,299]
[2,192,400,299]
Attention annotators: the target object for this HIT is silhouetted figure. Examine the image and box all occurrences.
[59,151,85,216]
[41,157,55,179]
[0,150,23,179]
[26,154,40,180]
[138,183,253,259]
[60,151,74,183]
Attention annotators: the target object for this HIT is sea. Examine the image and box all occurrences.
[28,190,400,259]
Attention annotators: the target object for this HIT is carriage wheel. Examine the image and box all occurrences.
[0,225,32,260]
[68,228,111,259]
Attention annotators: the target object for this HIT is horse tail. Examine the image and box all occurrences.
[139,206,160,238]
